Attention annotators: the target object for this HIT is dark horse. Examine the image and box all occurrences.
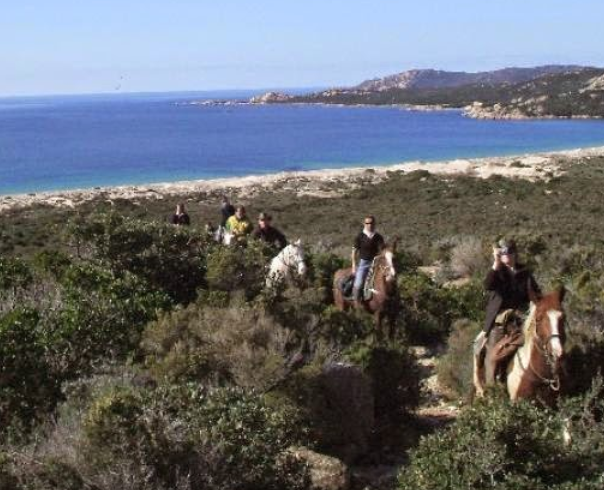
[333,241,398,338]
[473,287,567,404]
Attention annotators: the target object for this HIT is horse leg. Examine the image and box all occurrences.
[374,311,384,343]
[472,331,487,398]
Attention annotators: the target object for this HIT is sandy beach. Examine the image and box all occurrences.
[2,145,604,214]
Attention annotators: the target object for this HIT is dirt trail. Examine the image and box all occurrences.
[350,346,459,489]
[412,346,460,428]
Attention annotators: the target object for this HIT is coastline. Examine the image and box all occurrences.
[2,145,604,214]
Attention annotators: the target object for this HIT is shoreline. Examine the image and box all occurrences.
[2,145,604,213]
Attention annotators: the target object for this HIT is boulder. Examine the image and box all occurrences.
[319,362,374,462]
[289,447,350,490]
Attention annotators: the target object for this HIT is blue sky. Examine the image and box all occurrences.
[2,0,603,96]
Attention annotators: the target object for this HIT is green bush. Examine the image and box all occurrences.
[399,273,484,345]
[0,308,58,438]
[346,343,421,421]
[67,212,208,303]
[46,263,170,378]
[205,240,272,298]
[437,319,482,399]
[399,380,604,490]
[77,383,310,490]
[142,302,294,390]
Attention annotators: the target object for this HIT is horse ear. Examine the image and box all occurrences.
[528,284,540,304]
[557,285,566,304]
[294,238,301,246]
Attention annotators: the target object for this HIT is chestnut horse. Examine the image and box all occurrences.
[333,241,398,338]
[474,287,567,404]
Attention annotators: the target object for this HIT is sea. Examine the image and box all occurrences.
[1,90,604,195]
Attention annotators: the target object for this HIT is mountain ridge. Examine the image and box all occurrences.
[354,65,592,91]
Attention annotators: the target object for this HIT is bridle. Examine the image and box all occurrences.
[275,245,305,273]
[367,252,396,297]
[515,311,564,391]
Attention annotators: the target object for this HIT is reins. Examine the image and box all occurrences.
[515,314,562,391]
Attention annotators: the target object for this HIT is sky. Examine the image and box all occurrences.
[2,0,604,96]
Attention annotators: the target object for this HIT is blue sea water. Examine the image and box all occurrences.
[1,91,604,195]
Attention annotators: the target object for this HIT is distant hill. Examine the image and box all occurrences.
[354,65,589,91]
[464,69,604,119]
[251,65,604,119]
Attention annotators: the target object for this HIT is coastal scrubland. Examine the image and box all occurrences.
[2,157,604,489]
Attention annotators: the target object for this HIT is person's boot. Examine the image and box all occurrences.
[485,350,498,386]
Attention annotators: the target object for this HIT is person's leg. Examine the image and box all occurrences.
[485,325,505,385]
[352,260,371,303]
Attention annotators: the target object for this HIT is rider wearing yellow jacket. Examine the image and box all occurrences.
[225,205,253,243]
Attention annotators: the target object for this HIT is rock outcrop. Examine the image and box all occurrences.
[288,447,350,490]
[319,362,374,463]
[249,91,294,104]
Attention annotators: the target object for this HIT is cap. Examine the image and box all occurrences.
[497,238,517,255]
[258,212,272,221]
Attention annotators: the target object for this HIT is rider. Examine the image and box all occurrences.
[225,205,253,244]
[352,215,385,306]
[482,238,541,385]
[252,212,287,251]
[220,195,236,228]
[170,203,190,226]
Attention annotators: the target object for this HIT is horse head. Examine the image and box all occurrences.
[378,239,397,285]
[532,286,566,366]
[291,239,307,277]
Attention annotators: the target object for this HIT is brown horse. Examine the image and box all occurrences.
[474,287,567,404]
[333,241,398,338]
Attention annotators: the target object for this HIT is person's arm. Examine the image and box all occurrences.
[484,247,502,290]
[352,233,361,273]
[276,230,287,249]
[225,216,233,233]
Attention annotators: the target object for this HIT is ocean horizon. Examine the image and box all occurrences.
[1,90,604,196]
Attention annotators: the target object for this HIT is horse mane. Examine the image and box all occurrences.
[523,303,538,337]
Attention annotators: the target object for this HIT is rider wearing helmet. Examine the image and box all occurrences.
[352,215,385,306]
[483,238,541,385]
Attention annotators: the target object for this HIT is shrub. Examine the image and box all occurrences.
[398,273,483,345]
[437,319,482,399]
[346,342,421,420]
[399,381,604,490]
[67,213,208,303]
[0,308,58,439]
[142,302,294,390]
[449,235,487,278]
[205,241,271,298]
[77,383,310,490]
[46,263,170,378]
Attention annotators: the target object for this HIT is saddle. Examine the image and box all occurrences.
[338,261,377,302]
[338,274,355,300]
[492,309,525,356]
[475,309,525,386]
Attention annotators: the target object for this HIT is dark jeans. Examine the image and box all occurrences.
[485,325,506,385]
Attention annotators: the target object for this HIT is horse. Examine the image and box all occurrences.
[333,240,398,339]
[266,239,307,289]
[473,287,567,404]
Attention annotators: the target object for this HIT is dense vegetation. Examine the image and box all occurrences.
[3,158,604,488]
